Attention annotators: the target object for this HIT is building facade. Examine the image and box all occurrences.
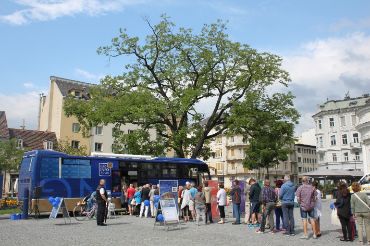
[0,111,57,196]
[39,76,158,155]
[356,105,370,174]
[205,133,307,187]
[39,76,92,153]
[313,95,370,171]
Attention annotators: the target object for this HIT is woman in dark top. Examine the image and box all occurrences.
[334,183,353,242]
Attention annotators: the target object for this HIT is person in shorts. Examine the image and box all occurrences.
[127,184,136,215]
[249,178,261,225]
[296,176,318,240]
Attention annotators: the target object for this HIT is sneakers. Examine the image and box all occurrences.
[256,229,264,234]
[300,235,309,240]
[313,234,317,239]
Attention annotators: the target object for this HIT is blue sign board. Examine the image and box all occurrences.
[159,179,179,209]
[99,163,112,176]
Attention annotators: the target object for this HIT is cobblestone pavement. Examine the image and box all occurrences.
[0,200,363,246]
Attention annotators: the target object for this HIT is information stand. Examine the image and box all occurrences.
[156,198,180,231]
[159,180,179,212]
[49,198,71,224]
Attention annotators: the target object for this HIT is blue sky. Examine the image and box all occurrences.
[1,0,370,134]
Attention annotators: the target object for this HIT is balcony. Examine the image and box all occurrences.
[350,142,362,149]
[226,141,246,148]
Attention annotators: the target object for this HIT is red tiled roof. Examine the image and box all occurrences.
[0,111,10,139]
[8,128,57,150]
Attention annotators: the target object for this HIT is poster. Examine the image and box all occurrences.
[159,180,178,199]
[207,180,220,220]
[160,198,179,222]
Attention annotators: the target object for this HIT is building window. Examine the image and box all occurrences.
[43,140,53,150]
[230,136,234,142]
[215,149,222,158]
[319,136,323,147]
[95,143,103,152]
[230,149,235,156]
[332,153,337,162]
[319,153,324,162]
[318,119,322,129]
[340,116,346,127]
[353,133,359,143]
[218,177,224,183]
[330,135,336,146]
[351,115,357,126]
[342,134,348,145]
[71,140,80,149]
[216,136,222,144]
[298,157,302,163]
[128,129,134,134]
[72,123,80,133]
[297,148,301,153]
[216,162,223,171]
[355,152,360,161]
[344,152,349,162]
[74,91,81,97]
[329,117,335,127]
[95,126,103,135]
[298,167,302,173]
[231,163,235,170]
[17,138,23,149]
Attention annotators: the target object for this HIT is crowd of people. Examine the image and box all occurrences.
[97,176,370,244]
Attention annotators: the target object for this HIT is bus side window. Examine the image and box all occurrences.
[61,159,91,179]
[40,158,59,179]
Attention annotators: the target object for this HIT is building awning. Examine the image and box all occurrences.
[299,169,364,179]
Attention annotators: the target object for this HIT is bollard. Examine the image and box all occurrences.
[22,189,29,219]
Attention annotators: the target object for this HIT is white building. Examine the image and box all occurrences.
[296,128,316,146]
[313,94,370,171]
[90,123,157,154]
[356,104,370,174]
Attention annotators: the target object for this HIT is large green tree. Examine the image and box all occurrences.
[0,139,24,193]
[64,16,293,159]
[55,139,88,156]
[228,91,300,177]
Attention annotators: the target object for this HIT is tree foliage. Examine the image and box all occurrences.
[0,139,24,172]
[64,15,294,159]
[112,128,166,156]
[55,139,88,156]
[228,91,300,176]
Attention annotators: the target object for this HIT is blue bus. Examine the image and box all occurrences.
[18,150,210,212]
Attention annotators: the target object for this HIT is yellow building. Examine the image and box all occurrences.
[38,76,92,153]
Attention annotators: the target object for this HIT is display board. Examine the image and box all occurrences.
[160,198,179,222]
[49,198,70,223]
[159,180,178,206]
[207,180,220,220]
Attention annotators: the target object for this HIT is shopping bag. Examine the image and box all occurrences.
[331,208,341,226]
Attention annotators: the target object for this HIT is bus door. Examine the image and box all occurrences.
[117,161,139,188]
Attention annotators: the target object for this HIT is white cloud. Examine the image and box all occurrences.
[23,82,35,88]
[1,0,146,25]
[0,91,40,130]
[75,68,104,81]
[282,32,370,133]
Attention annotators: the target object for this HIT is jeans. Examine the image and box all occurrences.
[275,207,283,230]
[260,202,275,232]
[196,206,206,225]
[233,203,241,223]
[205,203,213,223]
[282,203,295,234]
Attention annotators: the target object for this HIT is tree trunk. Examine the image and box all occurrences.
[266,167,269,180]
[3,170,6,195]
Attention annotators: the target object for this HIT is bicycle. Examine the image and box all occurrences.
[73,200,97,221]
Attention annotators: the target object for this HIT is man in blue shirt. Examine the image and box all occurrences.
[189,182,198,220]
[279,175,296,236]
